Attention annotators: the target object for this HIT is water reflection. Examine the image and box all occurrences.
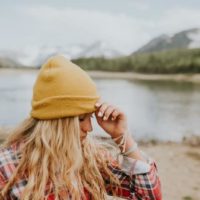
[94,79,200,141]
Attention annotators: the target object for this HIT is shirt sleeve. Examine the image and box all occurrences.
[102,150,162,200]
[0,170,6,190]
[0,170,12,200]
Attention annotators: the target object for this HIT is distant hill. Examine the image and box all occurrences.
[0,57,21,68]
[0,41,122,68]
[76,41,122,59]
[1,28,200,73]
[74,48,200,74]
[134,28,200,54]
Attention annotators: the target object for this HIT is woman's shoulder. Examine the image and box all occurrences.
[0,144,14,164]
[0,140,20,156]
[0,142,27,199]
[0,142,21,179]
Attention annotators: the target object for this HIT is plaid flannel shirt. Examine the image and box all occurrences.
[0,141,162,200]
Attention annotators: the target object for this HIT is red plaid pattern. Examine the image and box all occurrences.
[0,141,162,200]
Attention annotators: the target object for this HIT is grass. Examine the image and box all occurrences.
[186,151,200,161]
[182,196,194,200]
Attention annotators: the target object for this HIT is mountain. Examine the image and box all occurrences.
[0,42,122,68]
[76,41,122,58]
[0,56,21,68]
[134,28,200,54]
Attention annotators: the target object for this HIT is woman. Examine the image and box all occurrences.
[0,55,162,200]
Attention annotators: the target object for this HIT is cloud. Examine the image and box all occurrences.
[0,3,199,54]
[160,8,200,33]
[20,6,151,53]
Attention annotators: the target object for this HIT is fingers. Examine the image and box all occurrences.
[103,106,115,120]
[111,109,120,121]
[95,101,120,121]
[95,99,102,107]
[97,102,108,117]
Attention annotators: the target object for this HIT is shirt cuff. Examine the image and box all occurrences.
[119,150,154,176]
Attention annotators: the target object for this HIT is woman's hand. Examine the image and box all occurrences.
[94,100,128,138]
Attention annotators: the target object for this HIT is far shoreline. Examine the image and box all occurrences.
[1,68,200,83]
[88,71,200,83]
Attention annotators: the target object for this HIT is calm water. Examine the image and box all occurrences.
[0,70,200,142]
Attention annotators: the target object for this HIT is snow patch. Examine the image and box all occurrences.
[0,42,123,67]
[187,29,200,48]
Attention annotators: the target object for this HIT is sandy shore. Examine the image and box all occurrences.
[88,71,200,83]
[141,142,200,200]
[1,68,200,83]
[0,130,199,200]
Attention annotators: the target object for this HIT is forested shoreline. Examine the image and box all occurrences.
[1,48,200,74]
[73,48,200,74]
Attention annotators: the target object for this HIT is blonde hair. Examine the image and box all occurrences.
[0,117,121,200]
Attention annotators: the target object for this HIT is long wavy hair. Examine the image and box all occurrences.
[0,116,121,200]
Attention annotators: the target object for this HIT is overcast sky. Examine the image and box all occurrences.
[1,0,200,53]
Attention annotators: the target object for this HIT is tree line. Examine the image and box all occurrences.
[73,48,200,74]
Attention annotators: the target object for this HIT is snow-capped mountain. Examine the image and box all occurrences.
[76,41,122,58]
[187,29,200,48]
[134,28,200,54]
[0,42,123,68]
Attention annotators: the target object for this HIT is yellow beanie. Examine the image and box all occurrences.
[30,55,100,119]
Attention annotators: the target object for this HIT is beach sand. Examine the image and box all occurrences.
[102,136,200,200]
[0,131,199,200]
[88,71,200,84]
[141,142,200,200]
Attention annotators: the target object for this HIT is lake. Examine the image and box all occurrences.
[0,69,200,142]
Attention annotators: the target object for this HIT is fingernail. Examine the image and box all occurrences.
[98,112,103,117]
[103,116,107,120]
[95,103,100,107]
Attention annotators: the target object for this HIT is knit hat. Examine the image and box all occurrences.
[30,55,100,119]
